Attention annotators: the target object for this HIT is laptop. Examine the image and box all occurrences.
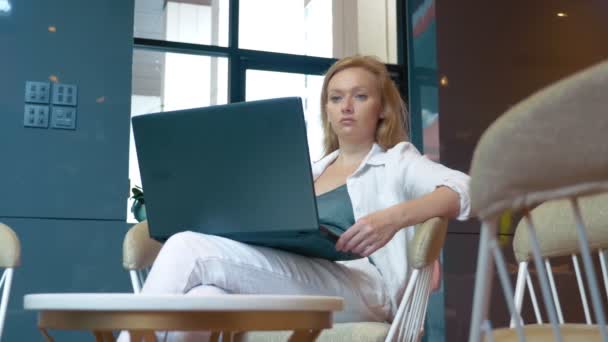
[132,97,360,260]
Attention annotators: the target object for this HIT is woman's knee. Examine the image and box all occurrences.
[163,231,199,248]
[159,231,231,263]
[154,231,204,263]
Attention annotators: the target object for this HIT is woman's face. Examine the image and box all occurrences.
[325,67,383,144]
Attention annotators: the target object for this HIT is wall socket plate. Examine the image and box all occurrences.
[24,104,50,128]
[51,106,77,130]
[25,81,51,104]
[52,83,78,106]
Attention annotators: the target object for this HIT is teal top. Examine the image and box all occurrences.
[317,184,355,237]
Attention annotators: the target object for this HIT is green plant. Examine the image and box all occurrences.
[131,185,144,204]
[130,185,147,222]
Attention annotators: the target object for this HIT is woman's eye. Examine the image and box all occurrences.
[329,96,342,102]
[355,94,368,100]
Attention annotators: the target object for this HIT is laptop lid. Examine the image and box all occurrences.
[132,97,320,241]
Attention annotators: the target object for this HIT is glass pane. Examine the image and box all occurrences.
[239,0,397,63]
[128,50,228,222]
[134,0,229,47]
[421,85,439,162]
[246,70,325,162]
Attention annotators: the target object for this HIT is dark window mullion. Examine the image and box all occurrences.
[405,0,423,150]
[229,56,246,103]
[133,38,231,58]
[241,51,335,76]
[228,0,243,102]
[228,0,239,49]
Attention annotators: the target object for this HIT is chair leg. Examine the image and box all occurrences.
[0,269,13,340]
[599,249,608,304]
[221,331,236,342]
[510,262,527,328]
[571,198,608,338]
[491,239,525,341]
[39,328,55,342]
[128,330,157,342]
[524,213,563,341]
[288,329,321,342]
[130,270,142,294]
[94,331,116,342]
[468,219,497,342]
[571,254,592,324]
[544,259,564,323]
[209,331,221,342]
[526,272,542,323]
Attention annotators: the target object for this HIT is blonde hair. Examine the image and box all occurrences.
[320,55,409,156]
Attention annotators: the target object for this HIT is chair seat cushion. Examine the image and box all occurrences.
[242,322,390,342]
[491,323,604,342]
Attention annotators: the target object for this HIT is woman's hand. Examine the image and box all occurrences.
[335,207,402,257]
[335,186,461,257]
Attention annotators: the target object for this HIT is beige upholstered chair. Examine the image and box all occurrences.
[123,217,448,342]
[468,60,608,341]
[0,223,21,341]
[510,194,608,329]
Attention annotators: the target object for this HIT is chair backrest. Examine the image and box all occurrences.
[122,221,161,293]
[0,222,21,341]
[468,59,608,342]
[386,216,448,342]
[511,194,608,327]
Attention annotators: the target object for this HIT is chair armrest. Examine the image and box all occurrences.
[407,217,448,269]
[0,222,20,268]
[122,221,162,271]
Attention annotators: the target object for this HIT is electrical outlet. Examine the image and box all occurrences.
[52,83,78,106]
[25,81,51,104]
[24,104,49,128]
[51,106,77,130]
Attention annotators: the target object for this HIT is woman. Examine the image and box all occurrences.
[120,55,470,341]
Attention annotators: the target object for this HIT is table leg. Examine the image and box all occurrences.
[128,330,157,342]
[232,331,245,342]
[222,331,241,342]
[93,331,116,342]
[288,329,321,342]
[39,328,54,342]
[209,332,220,342]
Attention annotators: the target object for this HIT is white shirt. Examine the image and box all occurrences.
[312,141,471,314]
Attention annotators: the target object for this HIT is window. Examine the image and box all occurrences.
[129,0,408,222]
[239,0,398,63]
[246,70,325,161]
[129,49,228,222]
[134,0,230,46]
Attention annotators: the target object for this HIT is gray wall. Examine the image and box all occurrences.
[0,0,135,340]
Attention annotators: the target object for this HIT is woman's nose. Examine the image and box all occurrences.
[341,96,354,113]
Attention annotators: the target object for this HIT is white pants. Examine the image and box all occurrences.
[118,231,391,341]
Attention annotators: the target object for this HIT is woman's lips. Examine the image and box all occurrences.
[340,118,355,125]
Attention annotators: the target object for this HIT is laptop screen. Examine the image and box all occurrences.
[132,97,320,241]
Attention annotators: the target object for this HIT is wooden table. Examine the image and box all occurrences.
[24,293,343,342]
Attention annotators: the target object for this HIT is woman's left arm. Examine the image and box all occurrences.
[336,144,470,257]
[336,186,460,256]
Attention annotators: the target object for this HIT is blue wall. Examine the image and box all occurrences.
[0,0,135,340]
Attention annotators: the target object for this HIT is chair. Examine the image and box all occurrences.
[123,217,448,342]
[510,194,608,329]
[468,59,608,341]
[0,223,21,341]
